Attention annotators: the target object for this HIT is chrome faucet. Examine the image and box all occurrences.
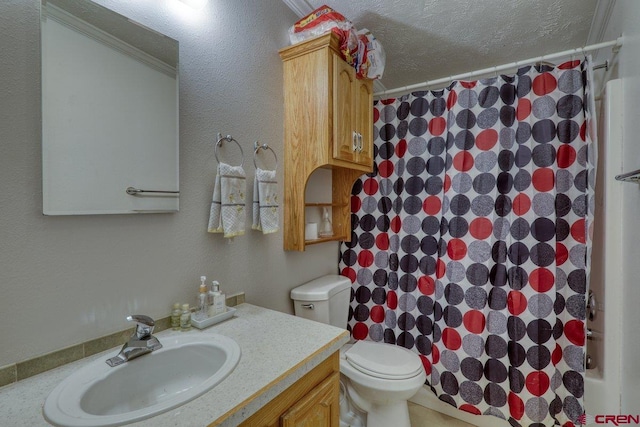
[106,315,163,367]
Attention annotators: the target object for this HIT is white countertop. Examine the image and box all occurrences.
[0,304,349,426]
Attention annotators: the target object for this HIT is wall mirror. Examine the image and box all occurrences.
[41,0,179,215]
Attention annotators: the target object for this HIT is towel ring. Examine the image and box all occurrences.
[214,134,244,167]
[253,142,278,171]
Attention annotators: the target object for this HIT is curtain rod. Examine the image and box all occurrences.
[374,37,624,98]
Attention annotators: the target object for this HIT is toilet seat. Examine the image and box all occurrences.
[344,341,424,380]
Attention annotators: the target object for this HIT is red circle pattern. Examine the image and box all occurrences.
[340,60,594,427]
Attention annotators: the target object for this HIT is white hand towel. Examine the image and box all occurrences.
[252,167,279,234]
[208,162,246,238]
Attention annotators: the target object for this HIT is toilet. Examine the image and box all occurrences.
[291,275,426,427]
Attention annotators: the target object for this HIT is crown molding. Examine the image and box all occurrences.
[281,0,313,18]
[587,0,617,45]
[373,80,387,95]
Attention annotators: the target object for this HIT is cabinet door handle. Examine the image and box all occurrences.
[352,131,358,152]
[358,133,363,152]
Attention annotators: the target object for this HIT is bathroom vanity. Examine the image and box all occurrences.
[0,304,348,426]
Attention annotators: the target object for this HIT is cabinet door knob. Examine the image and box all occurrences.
[352,131,358,151]
[358,133,363,152]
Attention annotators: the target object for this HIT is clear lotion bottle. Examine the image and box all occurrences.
[319,207,333,237]
[209,281,226,316]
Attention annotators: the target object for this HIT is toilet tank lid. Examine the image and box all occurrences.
[290,275,351,301]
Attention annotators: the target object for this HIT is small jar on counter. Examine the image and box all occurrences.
[171,303,181,331]
[180,303,192,331]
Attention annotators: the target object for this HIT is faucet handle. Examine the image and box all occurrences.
[127,315,155,339]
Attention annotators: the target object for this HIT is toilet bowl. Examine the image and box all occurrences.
[339,341,426,427]
[339,379,365,427]
[291,275,426,427]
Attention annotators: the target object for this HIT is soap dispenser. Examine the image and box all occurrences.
[196,281,209,320]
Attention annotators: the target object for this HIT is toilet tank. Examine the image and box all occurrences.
[290,275,351,329]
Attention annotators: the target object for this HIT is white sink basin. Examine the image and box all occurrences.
[43,333,241,427]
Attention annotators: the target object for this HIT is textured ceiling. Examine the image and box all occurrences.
[283,0,599,93]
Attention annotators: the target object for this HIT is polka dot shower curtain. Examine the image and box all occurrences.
[339,59,597,427]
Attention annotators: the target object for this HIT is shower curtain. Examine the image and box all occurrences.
[339,59,596,427]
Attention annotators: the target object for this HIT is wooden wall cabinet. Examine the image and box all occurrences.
[279,33,374,251]
[237,352,340,427]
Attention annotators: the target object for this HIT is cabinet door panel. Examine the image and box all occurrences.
[332,56,357,163]
[355,79,373,167]
[280,372,339,427]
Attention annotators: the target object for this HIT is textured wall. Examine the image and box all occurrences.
[0,0,339,367]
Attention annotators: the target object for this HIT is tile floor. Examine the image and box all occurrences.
[408,402,477,427]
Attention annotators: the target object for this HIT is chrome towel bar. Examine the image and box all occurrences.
[615,169,640,183]
[126,187,180,196]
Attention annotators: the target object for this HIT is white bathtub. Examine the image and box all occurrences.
[583,78,623,419]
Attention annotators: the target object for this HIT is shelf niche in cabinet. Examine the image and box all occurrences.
[296,168,362,249]
[279,32,373,252]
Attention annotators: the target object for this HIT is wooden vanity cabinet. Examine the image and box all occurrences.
[279,33,374,251]
[237,352,340,427]
[280,372,339,426]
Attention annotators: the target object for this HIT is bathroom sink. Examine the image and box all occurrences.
[43,333,241,427]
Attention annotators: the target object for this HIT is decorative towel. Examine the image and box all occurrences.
[208,162,246,238]
[252,167,279,234]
